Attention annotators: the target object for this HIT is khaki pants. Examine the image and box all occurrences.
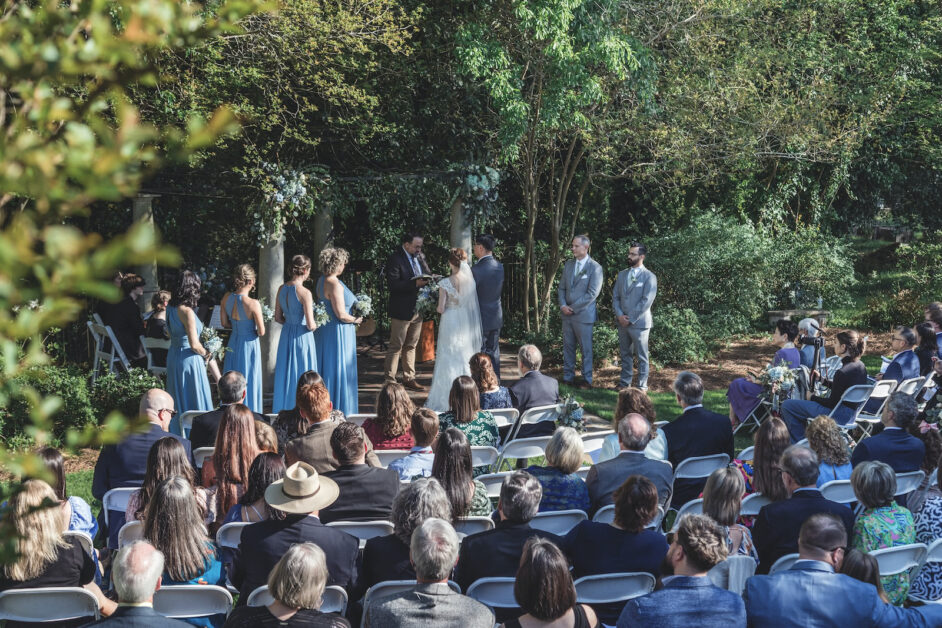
[384,314,424,382]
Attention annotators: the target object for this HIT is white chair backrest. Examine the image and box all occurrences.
[216,521,251,550]
[931,468,939,491]
[102,487,138,527]
[466,577,518,609]
[325,520,395,544]
[871,543,928,577]
[364,580,460,614]
[118,520,145,548]
[738,446,755,461]
[673,454,730,481]
[375,450,410,467]
[670,499,704,532]
[592,505,615,524]
[504,404,562,442]
[647,506,666,531]
[476,472,511,499]
[573,572,656,604]
[768,553,800,575]
[740,493,773,516]
[824,355,843,379]
[246,585,274,607]
[265,413,279,423]
[495,436,553,470]
[857,379,898,419]
[896,470,926,496]
[795,439,810,448]
[346,414,375,427]
[575,466,590,481]
[582,430,615,461]
[829,385,874,426]
[0,587,100,623]
[897,377,925,396]
[63,531,94,557]
[248,585,347,614]
[471,446,500,469]
[140,334,170,376]
[153,585,233,619]
[653,420,668,429]
[529,509,587,535]
[708,555,757,595]
[819,479,856,504]
[454,516,495,537]
[489,408,520,429]
[179,410,203,439]
[193,447,215,469]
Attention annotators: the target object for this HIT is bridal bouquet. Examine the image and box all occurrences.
[557,395,586,432]
[351,294,373,318]
[200,327,228,363]
[312,302,330,328]
[756,360,798,411]
[415,281,440,321]
[259,298,275,324]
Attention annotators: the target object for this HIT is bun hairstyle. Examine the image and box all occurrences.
[836,329,866,360]
[448,247,467,267]
[290,254,312,278]
[150,290,171,312]
[232,264,256,290]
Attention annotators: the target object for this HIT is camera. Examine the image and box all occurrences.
[798,336,826,348]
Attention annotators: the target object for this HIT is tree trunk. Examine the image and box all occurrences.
[259,230,285,400]
[312,207,333,263]
[132,193,160,313]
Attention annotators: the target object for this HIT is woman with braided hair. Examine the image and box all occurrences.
[220,264,265,413]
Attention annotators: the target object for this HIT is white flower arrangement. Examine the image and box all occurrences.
[351,293,372,318]
[312,302,330,328]
[259,298,275,324]
[199,327,229,363]
[757,359,798,411]
[415,281,440,321]
[557,395,586,432]
[245,163,328,246]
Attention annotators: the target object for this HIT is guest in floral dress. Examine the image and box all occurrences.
[702,467,759,562]
[910,469,942,602]
[524,427,590,512]
[362,382,415,450]
[471,352,513,410]
[436,375,499,448]
[432,428,491,519]
[852,461,917,605]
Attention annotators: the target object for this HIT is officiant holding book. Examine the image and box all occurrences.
[383,231,432,391]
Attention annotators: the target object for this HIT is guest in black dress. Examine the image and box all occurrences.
[100,272,147,367]
[145,289,171,367]
[916,322,939,376]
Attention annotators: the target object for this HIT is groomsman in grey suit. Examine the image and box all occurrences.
[471,234,504,379]
[558,235,603,388]
[613,242,657,390]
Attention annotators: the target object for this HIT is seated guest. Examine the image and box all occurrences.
[805,415,853,487]
[455,472,560,596]
[388,408,439,481]
[284,381,380,471]
[221,453,286,524]
[0,480,116,624]
[911,452,942,602]
[84,541,190,627]
[662,371,734,507]
[145,290,172,369]
[202,404,260,526]
[598,387,666,463]
[561,476,668,625]
[502,537,599,628]
[36,447,97,538]
[744,513,942,626]
[273,371,346,454]
[851,391,924,473]
[797,317,826,370]
[728,319,801,429]
[364,518,494,628]
[223,543,351,628]
[255,420,278,454]
[752,445,855,573]
[319,422,400,524]
[780,330,868,442]
[101,272,147,368]
[432,428,491,518]
[362,382,415,450]
[126,437,212,525]
[471,352,512,410]
[916,322,939,375]
[876,325,920,384]
[732,417,790,501]
[841,548,890,603]
[702,467,758,562]
[524,427,590,512]
[189,371,266,450]
[507,344,561,439]
[906,418,942,513]
[437,375,499,448]
[617,514,745,628]
[231,462,358,605]
[851,461,916,605]
[586,413,673,512]
[360,478,452,594]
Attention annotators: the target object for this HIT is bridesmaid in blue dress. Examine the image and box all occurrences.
[315,247,363,416]
[166,271,213,433]
[219,264,265,413]
[272,254,318,413]
[728,318,802,428]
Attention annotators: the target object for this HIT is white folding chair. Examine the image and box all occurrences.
[824,355,843,380]
[653,421,668,430]
[216,521,251,550]
[669,454,730,511]
[140,334,170,377]
[476,472,511,499]
[504,404,561,444]
[364,580,460,615]
[193,447,215,469]
[708,555,757,595]
[489,408,520,430]
[246,585,275,607]
[909,538,942,603]
[734,399,771,435]
[647,505,666,531]
[326,520,395,549]
[153,585,233,619]
[582,430,615,464]
[931,468,939,490]
[593,504,616,524]
[575,466,590,481]
[471,446,500,470]
[375,450,410,468]
[466,577,517,610]
[738,446,756,461]
[247,585,346,614]
[823,384,874,430]
[670,499,704,532]
[454,516,495,537]
[88,320,131,384]
[102,487,138,529]
[495,436,553,471]
[855,379,898,436]
[64,531,94,557]
[118,520,144,548]
[819,479,856,504]
[740,493,773,516]
[573,572,656,605]
[346,413,376,427]
[897,377,925,396]
[768,553,800,575]
[896,470,926,497]
[0,587,100,623]
[179,410,203,439]
[529,509,587,535]
[871,543,928,579]
[265,413,279,423]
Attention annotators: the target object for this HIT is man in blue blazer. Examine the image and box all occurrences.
[745,513,942,627]
[471,234,505,379]
[505,345,561,440]
[557,234,603,388]
[864,325,921,414]
[617,514,746,628]
[852,390,924,472]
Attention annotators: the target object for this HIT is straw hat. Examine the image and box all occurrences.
[265,461,339,514]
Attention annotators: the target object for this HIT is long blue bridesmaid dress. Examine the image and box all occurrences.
[314,276,359,416]
[166,306,213,434]
[272,284,317,413]
[222,294,262,413]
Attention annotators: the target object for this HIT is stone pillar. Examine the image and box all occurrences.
[449,197,471,254]
[132,194,160,313]
[312,208,333,262]
[259,231,285,398]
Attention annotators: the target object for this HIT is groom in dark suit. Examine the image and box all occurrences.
[383,232,431,391]
[471,234,504,379]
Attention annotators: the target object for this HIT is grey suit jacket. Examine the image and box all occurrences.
[471,255,504,333]
[557,256,603,324]
[363,582,495,628]
[586,451,673,513]
[613,266,657,329]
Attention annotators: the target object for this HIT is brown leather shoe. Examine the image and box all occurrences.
[577,381,592,390]
[403,379,426,392]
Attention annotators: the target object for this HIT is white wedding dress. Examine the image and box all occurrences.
[426,262,483,411]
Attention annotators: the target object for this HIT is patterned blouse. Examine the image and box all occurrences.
[725,523,759,562]
[910,493,942,602]
[468,480,492,517]
[480,387,513,410]
[437,411,499,448]
[853,503,916,605]
[362,418,414,450]
[524,465,590,513]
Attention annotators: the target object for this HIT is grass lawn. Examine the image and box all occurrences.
[66,469,97,513]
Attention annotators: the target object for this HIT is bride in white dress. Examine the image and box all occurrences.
[426,248,483,411]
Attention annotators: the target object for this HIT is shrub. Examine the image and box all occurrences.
[0,365,95,440]
[91,368,164,423]
[650,304,710,365]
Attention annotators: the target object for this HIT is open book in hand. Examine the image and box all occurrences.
[411,274,441,281]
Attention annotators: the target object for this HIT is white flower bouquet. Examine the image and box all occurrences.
[312,302,330,328]
[557,395,586,432]
[351,294,373,318]
[757,360,798,411]
[415,282,440,321]
[200,327,228,363]
[259,298,275,324]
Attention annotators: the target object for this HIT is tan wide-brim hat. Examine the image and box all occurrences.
[265,461,339,514]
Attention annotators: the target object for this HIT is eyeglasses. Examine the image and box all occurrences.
[159,408,178,418]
